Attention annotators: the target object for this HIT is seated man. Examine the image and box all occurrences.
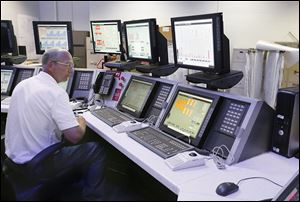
[4,48,106,200]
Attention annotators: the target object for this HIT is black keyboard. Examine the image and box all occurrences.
[91,107,132,126]
[128,127,194,159]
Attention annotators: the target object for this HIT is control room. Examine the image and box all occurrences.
[1,1,299,201]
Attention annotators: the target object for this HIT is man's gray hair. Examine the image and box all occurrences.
[41,48,68,70]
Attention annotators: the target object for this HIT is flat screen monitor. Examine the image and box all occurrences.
[160,86,220,146]
[1,20,18,56]
[33,21,73,55]
[1,68,16,95]
[171,13,230,74]
[90,20,123,54]
[124,18,158,63]
[117,76,156,118]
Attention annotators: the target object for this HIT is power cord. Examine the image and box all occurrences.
[236,177,283,187]
[95,94,105,108]
[210,144,235,170]
[142,115,157,126]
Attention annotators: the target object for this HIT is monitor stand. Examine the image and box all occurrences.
[135,63,179,78]
[104,60,140,71]
[1,54,27,65]
[186,70,243,90]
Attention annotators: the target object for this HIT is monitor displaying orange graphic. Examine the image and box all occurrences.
[164,91,212,138]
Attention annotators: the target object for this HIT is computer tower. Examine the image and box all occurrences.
[272,86,299,158]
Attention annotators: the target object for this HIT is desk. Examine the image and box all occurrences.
[82,111,299,201]
[1,103,298,200]
[177,153,299,201]
[82,111,217,194]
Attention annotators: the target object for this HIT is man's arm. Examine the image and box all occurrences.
[62,116,86,144]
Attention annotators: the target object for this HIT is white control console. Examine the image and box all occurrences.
[113,120,149,133]
[165,151,205,171]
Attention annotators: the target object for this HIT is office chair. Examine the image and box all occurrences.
[2,139,66,201]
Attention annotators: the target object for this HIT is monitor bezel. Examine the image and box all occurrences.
[1,66,17,96]
[117,75,157,118]
[171,12,226,74]
[32,21,74,55]
[90,20,123,55]
[123,18,158,63]
[159,85,220,147]
[1,20,19,56]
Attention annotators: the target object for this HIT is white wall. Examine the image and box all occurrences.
[89,1,299,49]
[219,1,299,48]
[3,1,298,49]
[89,1,218,25]
[39,1,90,31]
[1,1,40,38]
[2,1,299,64]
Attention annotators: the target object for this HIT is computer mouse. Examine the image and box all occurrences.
[189,152,197,157]
[216,182,239,196]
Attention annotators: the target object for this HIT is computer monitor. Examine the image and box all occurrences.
[160,86,220,146]
[1,68,16,96]
[171,12,230,74]
[32,21,73,55]
[124,18,158,63]
[90,20,123,55]
[1,20,18,56]
[117,77,156,118]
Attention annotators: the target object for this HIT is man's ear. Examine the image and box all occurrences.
[47,61,55,73]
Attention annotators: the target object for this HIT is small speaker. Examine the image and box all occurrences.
[272,86,299,158]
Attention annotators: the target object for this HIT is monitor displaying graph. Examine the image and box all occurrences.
[126,22,152,59]
[174,19,214,68]
[124,18,158,63]
[33,21,73,55]
[38,24,69,51]
[90,20,122,54]
[171,13,230,74]
[163,91,213,138]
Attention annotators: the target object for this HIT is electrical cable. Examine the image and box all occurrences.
[236,177,283,187]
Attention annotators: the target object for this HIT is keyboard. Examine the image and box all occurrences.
[128,127,194,159]
[91,107,132,127]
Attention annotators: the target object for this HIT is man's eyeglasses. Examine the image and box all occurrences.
[52,61,74,70]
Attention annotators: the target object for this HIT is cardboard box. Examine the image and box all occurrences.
[159,26,172,42]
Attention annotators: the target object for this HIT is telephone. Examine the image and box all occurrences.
[69,70,93,99]
[165,151,205,171]
[93,72,115,95]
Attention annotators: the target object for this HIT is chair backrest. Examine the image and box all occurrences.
[27,142,65,171]
[2,140,65,200]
